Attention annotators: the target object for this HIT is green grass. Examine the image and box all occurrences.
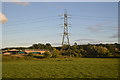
[2,56,119,78]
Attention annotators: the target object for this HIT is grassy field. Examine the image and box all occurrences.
[2,56,119,78]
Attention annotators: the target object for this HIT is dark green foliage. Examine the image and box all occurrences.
[60,43,120,57]
[73,52,79,57]
[52,48,60,58]
[43,51,52,58]
[28,43,53,51]
[28,53,33,56]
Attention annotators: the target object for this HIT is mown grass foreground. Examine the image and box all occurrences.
[2,56,118,78]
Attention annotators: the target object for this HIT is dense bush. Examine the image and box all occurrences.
[27,53,33,56]
[28,43,53,51]
[43,51,52,58]
[51,48,60,58]
[59,43,120,57]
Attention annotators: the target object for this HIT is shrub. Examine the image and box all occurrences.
[28,53,33,56]
[52,49,60,58]
[43,51,52,58]
[73,52,79,57]
[95,46,110,56]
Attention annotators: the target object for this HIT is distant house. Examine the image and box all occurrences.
[2,50,7,53]
[24,49,48,54]
[2,49,48,55]
[2,49,21,55]
[3,52,11,55]
[18,52,27,55]
[7,49,20,55]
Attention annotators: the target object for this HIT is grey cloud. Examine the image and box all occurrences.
[75,39,100,43]
[87,22,112,32]
[51,43,61,45]
[109,34,118,38]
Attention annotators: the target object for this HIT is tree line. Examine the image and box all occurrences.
[2,43,120,58]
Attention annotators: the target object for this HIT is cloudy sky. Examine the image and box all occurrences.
[1,2,118,48]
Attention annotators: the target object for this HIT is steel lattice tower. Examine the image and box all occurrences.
[62,10,70,45]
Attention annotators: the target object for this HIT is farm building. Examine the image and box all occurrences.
[18,52,27,55]
[2,49,48,55]
[7,49,20,55]
[2,52,11,55]
[24,49,48,54]
[2,49,26,55]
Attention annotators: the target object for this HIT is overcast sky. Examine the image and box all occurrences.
[2,2,118,48]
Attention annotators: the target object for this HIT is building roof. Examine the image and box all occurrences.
[31,52,40,54]
[18,52,25,54]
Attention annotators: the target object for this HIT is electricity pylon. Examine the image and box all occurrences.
[62,10,70,46]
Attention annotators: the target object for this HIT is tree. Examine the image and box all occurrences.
[45,43,53,51]
[61,44,71,50]
[52,48,60,58]
[74,49,80,54]
[72,42,78,50]
[43,51,52,58]
[105,44,115,53]
[94,46,110,57]
[74,42,77,45]
[28,52,33,56]
[83,45,97,57]
[73,52,79,57]
[28,43,53,51]
[46,43,51,46]
[66,49,73,57]
[32,44,39,49]
[79,49,86,54]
